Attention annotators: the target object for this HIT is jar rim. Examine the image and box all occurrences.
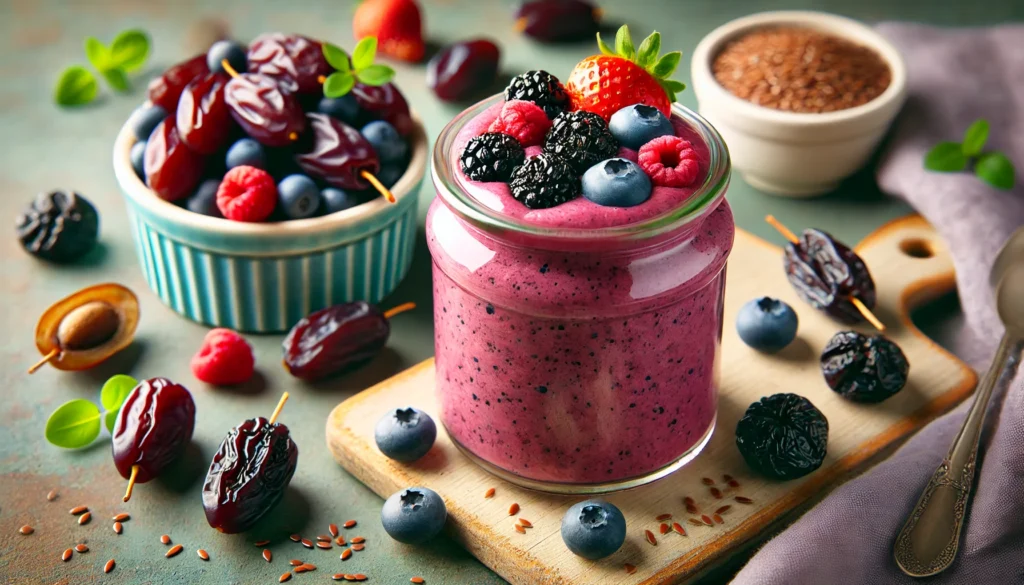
[430,95,732,242]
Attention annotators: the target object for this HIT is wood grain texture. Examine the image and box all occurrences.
[326,215,977,585]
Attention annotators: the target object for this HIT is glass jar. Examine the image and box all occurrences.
[427,97,733,494]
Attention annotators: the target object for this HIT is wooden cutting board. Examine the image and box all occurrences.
[326,215,977,585]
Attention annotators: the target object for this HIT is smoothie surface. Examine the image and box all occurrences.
[453,101,713,230]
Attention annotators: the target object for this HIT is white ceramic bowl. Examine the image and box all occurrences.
[691,11,907,197]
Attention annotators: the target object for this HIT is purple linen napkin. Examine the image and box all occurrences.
[732,23,1024,585]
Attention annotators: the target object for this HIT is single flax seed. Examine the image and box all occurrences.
[343,520,357,529]
[112,513,130,522]
[78,512,91,525]
[279,572,292,583]
[713,513,724,524]
[508,503,520,516]
[317,535,331,542]
[410,578,425,584]
[160,534,172,545]
[517,519,532,529]
[75,544,89,553]
[728,478,741,488]
[47,489,59,501]
[672,522,686,536]
[688,518,704,527]
[166,544,184,558]
[262,549,273,562]
[644,529,657,545]
[351,543,365,551]
[197,549,210,561]
[659,523,670,534]
[301,538,313,549]
[624,563,637,574]
[353,575,367,581]
[317,541,332,550]
[289,534,301,542]
[656,513,672,521]
[295,564,315,573]
[329,523,339,537]
[113,521,123,534]
[104,559,115,573]
[332,574,345,581]
[484,487,496,498]
[735,496,754,505]
[340,548,353,560]
[715,505,732,515]
[18,525,33,535]
[710,487,723,499]
[701,515,713,526]
[62,548,73,562]
[349,536,365,544]
[289,560,303,566]
[69,505,88,515]
[514,523,525,534]
[254,539,271,546]
[335,536,347,546]
[702,477,715,486]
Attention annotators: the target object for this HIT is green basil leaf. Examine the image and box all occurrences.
[352,37,377,71]
[636,32,661,68]
[651,51,681,79]
[975,151,1016,190]
[924,142,968,172]
[355,64,395,86]
[596,32,615,56]
[961,119,990,158]
[84,37,111,71]
[101,67,130,92]
[614,25,635,60]
[105,410,119,433]
[322,43,351,72]
[46,400,102,448]
[54,66,99,106]
[323,72,356,98]
[101,375,137,411]
[109,29,150,72]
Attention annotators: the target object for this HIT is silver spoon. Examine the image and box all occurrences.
[894,258,1024,577]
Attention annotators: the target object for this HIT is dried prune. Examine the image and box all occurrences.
[147,54,210,112]
[735,393,828,481]
[202,416,298,533]
[176,72,234,155]
[112,378,196,499]
[247,33,331,94]
[821,331,909,403]
[351,82,414,136]
[784,228,876,324]
[16,190,99,262]
[225,73,307,147]
[283,301,414,381]
[294,113,379,191]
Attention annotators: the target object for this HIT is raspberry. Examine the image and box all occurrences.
[637,136,701,187]
[216,165,277,222]
[191,328,255,386]
[488,100,552,147]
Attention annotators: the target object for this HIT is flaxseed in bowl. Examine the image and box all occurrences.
[691,11,907,197]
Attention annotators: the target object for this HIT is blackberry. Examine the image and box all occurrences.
[509,153,580,209]
[504,70,569,119]
[543,111,619,174]
[460,132,526,182]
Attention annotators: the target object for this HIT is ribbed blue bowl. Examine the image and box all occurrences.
[112,115,426,333]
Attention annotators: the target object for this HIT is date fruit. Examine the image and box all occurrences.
[144,116,205,201]
[515,0,601,43]
[247,33,331,95]
[176,72,234,155]
[821,331,909,403]
[283,301,392,381]
[294,113,379,190]
[112,378,196,484]
[352,82,413,136]
[202,416,298,533]
[735,393,828,481]
[427,39,501,102]
[147,54,210,112]
[783,228,876,324]
[225,73,307,147]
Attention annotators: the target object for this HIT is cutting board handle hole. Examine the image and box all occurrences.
[899,238,935,259]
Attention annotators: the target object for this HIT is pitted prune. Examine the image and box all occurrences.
[735,393,828,481]
[784,228,876,324]
[821,331,909,403]
[16,190,99,262]
[202,416,298,533]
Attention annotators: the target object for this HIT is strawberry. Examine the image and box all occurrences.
[354,0,425,63]
[565,26,686,121]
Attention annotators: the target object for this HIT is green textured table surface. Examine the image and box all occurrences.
[2,1,1019,584]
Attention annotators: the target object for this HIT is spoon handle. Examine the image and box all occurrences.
[894,334,1022,577]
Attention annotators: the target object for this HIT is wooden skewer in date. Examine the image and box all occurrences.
[765,215,885,331]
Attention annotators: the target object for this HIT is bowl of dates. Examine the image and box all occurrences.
[113,33,427,333]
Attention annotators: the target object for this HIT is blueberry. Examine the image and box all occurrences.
[186,179,223,217]
[581,158,651,208]
[277,174,321,220]
[608,104,674,150]
[129,105,168,142]
[207,40,247,75]
[130,141,147,180]
[226,138,266,170]
[377,161,407,189]
[361,121,408,164]
[736,297,799,353]
[380,487,447,544]
[560,500,626,560]
[321,188,361,214]
[317,95,360,124]
[375,407,437,462]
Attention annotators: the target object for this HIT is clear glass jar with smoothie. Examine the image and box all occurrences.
[427,53,733,493]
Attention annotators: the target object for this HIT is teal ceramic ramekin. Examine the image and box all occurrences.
[112,115,426,333]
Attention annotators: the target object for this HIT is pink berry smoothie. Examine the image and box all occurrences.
[427,98,733,490]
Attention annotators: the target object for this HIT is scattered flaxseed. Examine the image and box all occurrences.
[332,575,345,581]
[701,515,714,526]
[317,541,332,550]
[713,513,724,524]
[113,521,123,534]
[112,513,130,522]
[411,578,425,584]
[686,502,699,514]
[624,563,637,575]
[254,539,271,547]
[710,487,723,499]
[728,478,741,488]
[688,518,704,527]
[343,520,357,529]
[659,523,670,535]
[335,536,347,546]
[514,523,526,534]
[349,536,365,544]
[69,505,88,515]
[197,549,210,561]
[340,548,353,561]
[160,534,172,545]
[317,535,332,542]
[301,538,314,549]
[484,487,496,499]
[735,496,754,505]
[279,572,292,583]
[75,544,89,553]
[353,575,367,581]
[262,549,273,562]
[672,522,686,536]
[295,563,316,573]
[518,519,532,529]
[656,513,672,522]
[289,560,303,566]
[18,525,33,535]
[166,544,184,558]
[104,559,116,573]
[701,477,715,486]
[62,548,73,562]
[47,489,58,502]
[329,523,339,537]
[644,529,657,546]
[351,543,365,551]
[289,534,301,543]
[78,512,91,525]
[508,503,520,516]
[715,505,732,515]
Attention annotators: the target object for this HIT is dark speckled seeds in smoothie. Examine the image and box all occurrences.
[428,98,733,488]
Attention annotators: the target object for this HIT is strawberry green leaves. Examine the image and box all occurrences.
[322,37,396,99]
[55,29,151,107]
[924,118,1016,190]
[595,26,686,103]
[45,375,137,448]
